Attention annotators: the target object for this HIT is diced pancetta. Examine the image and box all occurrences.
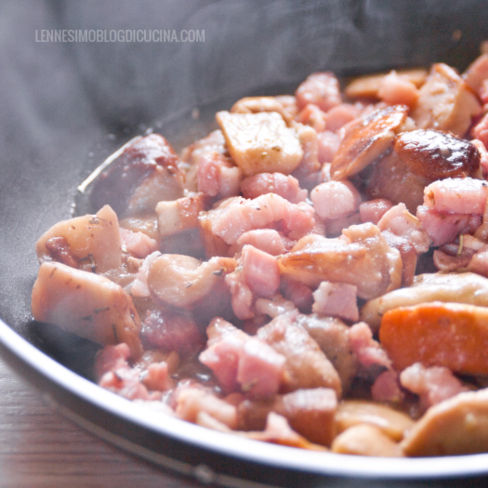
[400,362,470,411]
[312,281,359,322]
[295,72,342,112]
[240,172,307,203]
[378,70,419,107]
[233,229,289,256]
[199,193,315,246]
[348,321,392,374]
[199,318,286,398]
[120,227,158,258]
[141,308,203,354]
[311,180,360,221]
[257,314,342,397]
[359,199,393,224]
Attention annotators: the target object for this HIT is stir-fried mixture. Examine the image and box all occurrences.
[32,50,488,457]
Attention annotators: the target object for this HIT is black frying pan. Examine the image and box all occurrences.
[2,1,488,486]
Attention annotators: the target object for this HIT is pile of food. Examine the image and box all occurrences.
[31,50,488,457]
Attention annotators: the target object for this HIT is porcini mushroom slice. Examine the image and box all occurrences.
[412,63,481,137]
[331,424,403,457]
[36,204,121,273]
[31,261,142,358]
[216,111,303,176]
[278,223,402,300]
[402,389,488,456]
[362,272,488,332]
[148,254,236,307]
[335,400,414,441]
[345,68,427,99]
[330,104,408,180]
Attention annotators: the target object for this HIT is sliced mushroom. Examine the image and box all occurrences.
[278,223,402,300]
[412,63,481,137]
[345,68,427,99]
[89,134,185,216]
[238,388,337,446]
[395,129,480,179]
[331,424,403,457]
[297,314,357,392]
[402,389,488,456]
[330,104,409,180]
[36,205,121,273]
[257,315,342,398]
[147,254,236,307]
[361,272,488,332]
[216,111,303,176]
[31,261,142,357]
[334,400,414,441]
[231,95,297,124]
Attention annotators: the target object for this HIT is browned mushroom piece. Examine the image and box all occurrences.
[36,204,122,273]
[334,400,414,441]
[364,149,428,213]
[331,424,403,457]
[344,68,428,99]
[256,315,342,397]
[402,389,488,456]
[330,104,409,180]
[278,223,402,300]
[31,261,142,358]
[231,95,297,124]
[237,388,337,446]
[361,272,488,332]
[216,111,303,176]
[365,128,481,212]
[395,129,480,179]
[296,314,357,393]
[412,63,481,137]
[89,134,186,216]
[147,254,236,308]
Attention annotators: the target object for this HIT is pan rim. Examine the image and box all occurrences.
[1,317,488,481]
